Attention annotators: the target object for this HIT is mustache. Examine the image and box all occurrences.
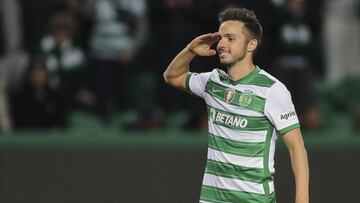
[217,48,229,53]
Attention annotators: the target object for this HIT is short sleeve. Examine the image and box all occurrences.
[185,72,211,98]
[264,82,300,136]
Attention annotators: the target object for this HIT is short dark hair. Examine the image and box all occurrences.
[218,7,263,47]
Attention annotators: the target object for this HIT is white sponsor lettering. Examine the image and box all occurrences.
[209,108,248,128]
[215,113,222,122]
[209,108,216,122]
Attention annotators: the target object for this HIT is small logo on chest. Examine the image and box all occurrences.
[224,88,236,103]
[239,90,254,107]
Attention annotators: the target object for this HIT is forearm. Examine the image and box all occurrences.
[289,146,309,203]
[163,46,196,84]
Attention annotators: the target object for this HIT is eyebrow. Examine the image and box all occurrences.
[225,33,238,37]
[220,33,238,38]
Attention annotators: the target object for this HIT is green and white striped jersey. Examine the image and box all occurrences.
[186,66,300,203]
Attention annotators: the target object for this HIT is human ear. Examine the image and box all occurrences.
[247,39,258,52]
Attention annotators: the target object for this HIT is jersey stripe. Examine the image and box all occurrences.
[200,185,275,203]
[206,95,264,117]
[207,105,270,131]
[207,148,263,169]
[268,130,278,173]
[205,80,265,113]
[216,66,275,87]
[209,133,265,157]
[202,173,265,194]
[204,159,273,183]
[233,84,270,99]
[199,200,213,203]
[209,123,268,143]
[241,75,276,87]
[279,123,300,135]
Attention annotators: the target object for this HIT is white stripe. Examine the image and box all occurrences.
[189,72,211,98]
[207,148,263,169]
[202,173,265,194]
[209,123,267,143]
[268,130,278,173]
[205,95,264,117]
[199,201,216,203]
[269,181,275,194]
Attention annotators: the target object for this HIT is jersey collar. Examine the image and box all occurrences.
[219,66,261,85]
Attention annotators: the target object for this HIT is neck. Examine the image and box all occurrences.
[227,58,256,81]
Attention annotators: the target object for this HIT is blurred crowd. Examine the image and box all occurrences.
[0,0,359,133]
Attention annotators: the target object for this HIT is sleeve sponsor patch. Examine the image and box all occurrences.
[277,110,297,122]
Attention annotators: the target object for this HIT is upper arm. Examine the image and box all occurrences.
[186,72,211,98]
[264,82,300,135]
[165,72,189,91]
[164,72,211,98]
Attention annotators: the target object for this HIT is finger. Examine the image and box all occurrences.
[206,33,220,44]
[198,32,219,42]
[208,49,217,56]
[198,33,214,39]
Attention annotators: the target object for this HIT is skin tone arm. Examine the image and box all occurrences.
[282,128,310,203]
[163,33,219,90]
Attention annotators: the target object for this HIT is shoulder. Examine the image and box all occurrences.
[257,70,279,87]
[258,69,289,97]
[189,68,219,81]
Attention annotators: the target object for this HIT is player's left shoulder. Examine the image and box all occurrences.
[257,68,283,87]
[257,69,278,84]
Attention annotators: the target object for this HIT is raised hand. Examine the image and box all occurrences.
[187,33,220,56]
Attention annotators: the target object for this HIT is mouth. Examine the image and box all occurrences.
[218,49,230,58]
[219,52,229,57]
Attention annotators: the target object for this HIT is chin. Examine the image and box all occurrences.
[220,60,234,67]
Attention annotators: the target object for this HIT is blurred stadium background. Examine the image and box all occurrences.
[0,0,359,202]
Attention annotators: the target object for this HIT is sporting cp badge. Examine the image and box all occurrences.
[224,88,236,103]
[239,90,254,107]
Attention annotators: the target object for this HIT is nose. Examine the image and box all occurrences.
[217,39,225,50]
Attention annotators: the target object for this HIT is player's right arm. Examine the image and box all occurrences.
[163,33,219,90]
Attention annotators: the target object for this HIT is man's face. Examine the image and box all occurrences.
[217,21,249,67]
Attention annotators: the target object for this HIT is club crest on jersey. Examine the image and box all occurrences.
[224,88,236,103]
[239,90,254,107]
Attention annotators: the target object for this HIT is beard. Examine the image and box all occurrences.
[219,51,246,69]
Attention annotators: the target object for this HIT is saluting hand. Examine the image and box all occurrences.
[186,33,220,56]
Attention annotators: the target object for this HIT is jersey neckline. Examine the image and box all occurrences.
[219,66,261,85]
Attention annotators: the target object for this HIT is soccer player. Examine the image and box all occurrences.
[163,7,309,203]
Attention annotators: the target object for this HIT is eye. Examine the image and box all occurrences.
[228,37,235,41]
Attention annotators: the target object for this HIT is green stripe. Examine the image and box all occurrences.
[215,67,275,87]
[217,66,275,87]
[230,66,261,84]
[279,123,300,135]
[200,185,275,203]
[207,105,270,131]
[242,75,276,87]
[262,127,274,202]
[204,159,273,183]
[217,69,228,82]
[208,133,265,157]
[205,80,265,113]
